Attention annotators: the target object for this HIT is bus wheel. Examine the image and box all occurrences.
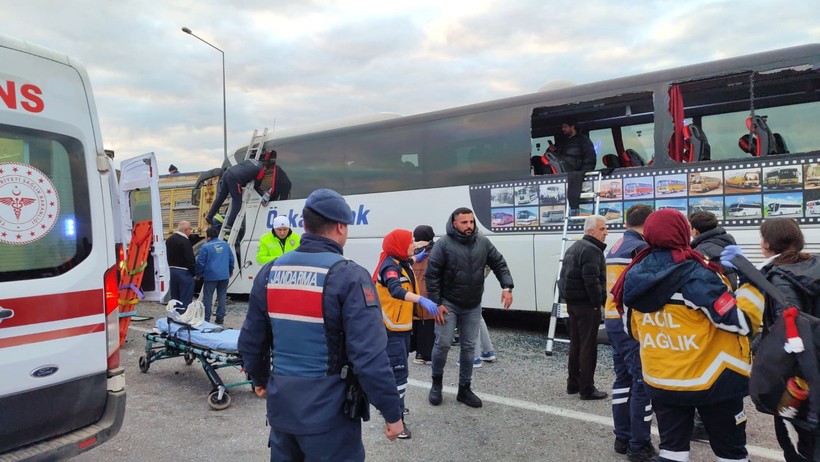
[138,356,150,373]
[208,390,232,410]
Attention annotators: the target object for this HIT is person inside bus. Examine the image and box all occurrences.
[548,118,596,214]
[256,215,301,265]
[547,118,596,173]
[205,150,278,234]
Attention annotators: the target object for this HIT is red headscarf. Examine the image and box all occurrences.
[611,209,722,311]
[372,229,413,283]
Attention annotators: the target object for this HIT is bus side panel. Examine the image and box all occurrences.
[481,234,537,311]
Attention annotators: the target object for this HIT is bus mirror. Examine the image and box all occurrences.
[104,149,115,159]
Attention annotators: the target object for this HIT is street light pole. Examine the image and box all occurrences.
[182,27,228,162]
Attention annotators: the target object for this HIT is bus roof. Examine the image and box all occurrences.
[250,43,820,150]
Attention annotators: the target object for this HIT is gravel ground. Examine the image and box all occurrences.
[74,299,785,462]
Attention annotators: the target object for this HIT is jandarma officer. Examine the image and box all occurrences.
[238,188,403,461]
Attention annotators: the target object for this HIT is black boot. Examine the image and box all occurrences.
[456,382,482,408]
[428,375,443,406]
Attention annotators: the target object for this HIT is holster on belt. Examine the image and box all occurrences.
[341,364,370,421]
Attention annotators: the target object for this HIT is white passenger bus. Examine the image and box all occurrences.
[0,35,166,458]
[208,44,820,314]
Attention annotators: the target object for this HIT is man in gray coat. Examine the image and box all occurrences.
[426,207,514,408]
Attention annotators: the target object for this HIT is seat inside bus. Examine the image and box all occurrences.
[683,124,711,161]
[740,115,789,157]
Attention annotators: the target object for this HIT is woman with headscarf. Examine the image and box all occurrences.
[373,229,439,440]
[612,209,764,462]
[728,218,820,462]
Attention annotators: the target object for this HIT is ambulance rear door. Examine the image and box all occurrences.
[118,152,169,301]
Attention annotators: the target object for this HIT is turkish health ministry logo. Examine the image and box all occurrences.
[0,162,60,244]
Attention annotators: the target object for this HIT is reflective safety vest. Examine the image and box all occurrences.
[376,257,415,332]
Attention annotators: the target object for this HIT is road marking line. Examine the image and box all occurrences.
[407,378,784,461]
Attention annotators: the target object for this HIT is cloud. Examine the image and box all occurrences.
[1,0,819,172]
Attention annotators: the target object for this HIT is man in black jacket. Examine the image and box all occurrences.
[425,207,514,409]
[689,211,738,290]
[166,220,196,308]
[558,214,608,400]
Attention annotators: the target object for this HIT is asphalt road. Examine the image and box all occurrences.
[74,301,786,462]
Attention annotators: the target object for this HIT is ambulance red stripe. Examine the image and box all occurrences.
[0,323,105,348]
[0,290,103,328]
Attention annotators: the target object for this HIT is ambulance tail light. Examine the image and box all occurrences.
[104,262,121,369]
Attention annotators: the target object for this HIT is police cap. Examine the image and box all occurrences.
[304,188,353,225]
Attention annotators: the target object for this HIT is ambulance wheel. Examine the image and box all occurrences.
[184,352,196,365]
[138,356,150,373]
[208,390,231,410]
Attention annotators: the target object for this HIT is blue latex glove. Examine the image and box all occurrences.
[720,245,744,270]
[414,248,428,263]
[418,296,439,316]
[261,193,270,207]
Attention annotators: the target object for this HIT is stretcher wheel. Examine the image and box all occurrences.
[208,390,231,410]
[138,356,150,373]
[184,353,196,365]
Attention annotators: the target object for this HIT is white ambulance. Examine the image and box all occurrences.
[0,35,167,459]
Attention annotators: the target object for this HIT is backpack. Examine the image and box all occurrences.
[750,308,820,431]
[735,255,820,431]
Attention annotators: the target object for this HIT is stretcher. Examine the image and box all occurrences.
[138,317,252,410]
[118,220,153,347]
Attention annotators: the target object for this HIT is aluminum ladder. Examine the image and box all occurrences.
[545,170,603,356]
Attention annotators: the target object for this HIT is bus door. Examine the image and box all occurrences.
[118,152,169,302]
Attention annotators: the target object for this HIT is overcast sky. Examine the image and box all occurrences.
[3,1,819,173]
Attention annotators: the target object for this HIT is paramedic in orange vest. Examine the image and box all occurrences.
[373,229,437,440]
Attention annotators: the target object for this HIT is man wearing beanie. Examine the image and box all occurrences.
[612,209,764,462]
[425,207,514,409]
[239,188,403,460]
[256,215,301,265]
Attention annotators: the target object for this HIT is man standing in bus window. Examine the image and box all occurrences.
[166,220,196,309]
[426,207,514,409]
[549,118,597,214]
[559,215,608,401]
[238,188,403,460]
[604,204,657,461]
[548,118,597,173]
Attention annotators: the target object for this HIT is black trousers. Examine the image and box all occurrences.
[566,171,585,210]
[654,397,746,461]
[410,319,435,360]
[566,304,600,395]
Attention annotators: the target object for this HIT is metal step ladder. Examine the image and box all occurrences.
[217,128,269,247]
[545,170,603,356]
